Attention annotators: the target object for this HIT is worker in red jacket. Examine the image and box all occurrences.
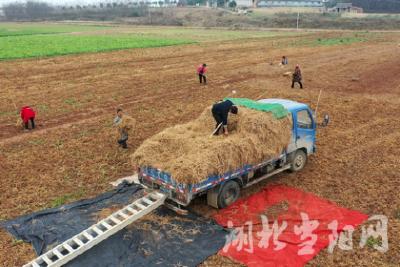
[20,106,36,130]
[197,63,207,84]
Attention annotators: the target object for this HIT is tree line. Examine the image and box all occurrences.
[1,0,237,21]
[1,1,171,21]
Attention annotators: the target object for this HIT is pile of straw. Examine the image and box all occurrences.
[119,116,136,132]
[115,115,136,138]
[132,107,292,184]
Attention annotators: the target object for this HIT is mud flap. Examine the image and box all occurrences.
[207,184,222,209]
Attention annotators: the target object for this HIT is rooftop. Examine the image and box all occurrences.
[336,3,353,8]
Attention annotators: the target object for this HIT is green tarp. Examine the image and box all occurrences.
[224,98,289,119]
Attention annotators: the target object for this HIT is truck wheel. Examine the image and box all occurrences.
[217,181,240,209]
[290,150,307,172]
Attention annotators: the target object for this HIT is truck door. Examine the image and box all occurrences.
[295,109,315,154]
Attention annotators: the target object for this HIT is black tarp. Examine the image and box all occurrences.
[0,183,227,267]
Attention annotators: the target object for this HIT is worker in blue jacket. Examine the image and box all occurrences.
[211,99,238,136]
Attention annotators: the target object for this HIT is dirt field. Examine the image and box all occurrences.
[0,28,399,266]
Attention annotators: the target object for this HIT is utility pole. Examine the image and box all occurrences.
[296,12,300,31]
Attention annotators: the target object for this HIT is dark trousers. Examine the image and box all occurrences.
[199,74,206,84]
[24,118,35,129]
[212,110,224,135]
[118,137,128,149]
[291,81,303,89]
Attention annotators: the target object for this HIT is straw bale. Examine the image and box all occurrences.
[115,115,136,139]
[118,116,136,132]
[132,107,291,184]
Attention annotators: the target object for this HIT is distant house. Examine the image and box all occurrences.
[236,0,255,7]
[333,3,352,12]
[330,3,363,13]
[351,6,363,13]
[257,1,323,8]
[121,0,178,7]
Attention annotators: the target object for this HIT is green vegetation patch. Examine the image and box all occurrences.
[50,188,85,208]
[313,37,365,46]
[0,23,108,37]
[123,28,300,42]
[290,36,366,48]
[0,34,193,60]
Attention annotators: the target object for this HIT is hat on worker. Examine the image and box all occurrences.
[231,105,238,114]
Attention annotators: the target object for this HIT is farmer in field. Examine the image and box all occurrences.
[197,63,207,84]
[20,106,36,130]
[281,56,288,65]
[113,108,129,149]
[291,64,303,89]
[211,99,238,136]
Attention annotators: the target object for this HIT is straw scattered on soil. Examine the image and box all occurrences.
[92,205,124,221]
[263,200,289,221]
[132,107,292,184]
[126,212,201,238]
[199,254,246,267]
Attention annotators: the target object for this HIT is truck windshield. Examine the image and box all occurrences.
[297,110,313,129]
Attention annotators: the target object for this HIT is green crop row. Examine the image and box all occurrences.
[0,23,109,37]
[0,34,193,60]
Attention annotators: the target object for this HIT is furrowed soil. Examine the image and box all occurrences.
[0,29,399,266]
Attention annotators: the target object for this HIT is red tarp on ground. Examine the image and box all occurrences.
[213,185,368,267]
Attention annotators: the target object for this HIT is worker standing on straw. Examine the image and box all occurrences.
[114,108,128,149]
[20,106,36,130]
[211,99,238,136]
[197,63,207,85]
[291,64,303,89]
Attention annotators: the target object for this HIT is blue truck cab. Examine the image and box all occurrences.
[139,99,317,211]
[259,99,316,156]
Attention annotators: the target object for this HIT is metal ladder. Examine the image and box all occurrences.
[23,191,167,267]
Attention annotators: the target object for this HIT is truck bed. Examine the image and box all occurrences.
[139,153,287,207]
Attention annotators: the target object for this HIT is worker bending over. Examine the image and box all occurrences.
[197,63,207,84]
[212,99,238,136]
[291,64,303,89]
[20,106,36,130]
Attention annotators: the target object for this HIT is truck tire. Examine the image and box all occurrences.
[217,180,240,209]
[290,149,307,172]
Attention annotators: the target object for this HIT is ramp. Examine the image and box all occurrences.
[23,191,166,267]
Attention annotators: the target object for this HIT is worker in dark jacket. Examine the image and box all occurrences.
[291,64,303,89]
[211,99,238,136]
[20,106,36,130]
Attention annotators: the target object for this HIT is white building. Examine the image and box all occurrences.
[235,0,254,7]
[118,0,178,8]
[257,0,323,7]
[235,0,323,8]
